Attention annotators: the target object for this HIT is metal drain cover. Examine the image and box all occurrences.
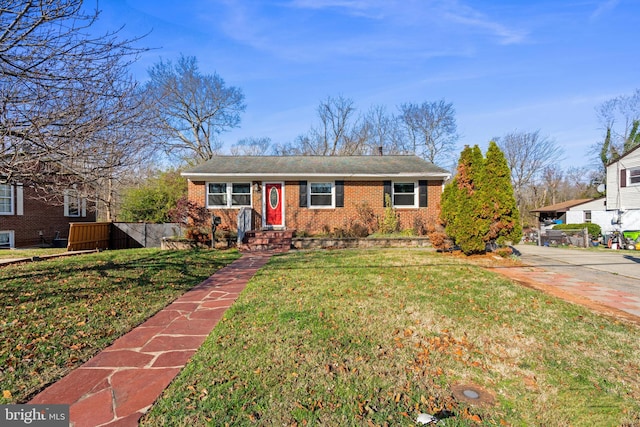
[462,389,480,399]
[451,383,495,407]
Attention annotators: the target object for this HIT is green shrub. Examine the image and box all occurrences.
[119,169,187,223]
[379,194,399,234]
[553,223,601,237]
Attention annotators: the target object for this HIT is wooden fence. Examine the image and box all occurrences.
[68,222,111,251]
[67,222,182,251]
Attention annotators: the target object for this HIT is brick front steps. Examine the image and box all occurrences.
[240,230,294,252]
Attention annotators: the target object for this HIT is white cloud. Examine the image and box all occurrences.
[286,0,387,18]
[591,0,621,20]
[438,1,529,45]
[205,0,528,65]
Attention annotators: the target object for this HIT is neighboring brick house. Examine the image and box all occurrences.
[181,155,450,235]
[0,183,94,248]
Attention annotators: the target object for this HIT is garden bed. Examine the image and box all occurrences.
[292,236,432,250]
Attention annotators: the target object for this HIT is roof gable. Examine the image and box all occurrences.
[606,143,640,166]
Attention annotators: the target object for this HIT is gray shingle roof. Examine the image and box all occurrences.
[182,155,449,179]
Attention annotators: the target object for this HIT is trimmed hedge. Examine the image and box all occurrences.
[552,223,601,237]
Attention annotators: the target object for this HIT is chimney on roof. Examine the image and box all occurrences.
[378,146,383,156]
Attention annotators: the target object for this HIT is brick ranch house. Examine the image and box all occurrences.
[182,155,450,237]
[0,183,94,248]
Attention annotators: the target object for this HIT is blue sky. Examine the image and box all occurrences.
[95,0,639,169]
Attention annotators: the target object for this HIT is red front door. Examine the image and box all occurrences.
[265,183,283,227]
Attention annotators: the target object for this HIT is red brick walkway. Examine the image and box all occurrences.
[488,264,640,325]
[29,253,272,427]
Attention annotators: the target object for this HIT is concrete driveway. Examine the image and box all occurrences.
[514,244,640,280]
[509,244,640,319]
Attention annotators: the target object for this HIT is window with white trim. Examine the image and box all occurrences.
[584,210,592,223]
[309,182,334,208]
[393,182,417,207]
[207,183,251,208]
[64,189,86,217]
[68,195,80,217]
[0,230,14,248]
[629,167,640,185]
[64,190,80,217]
[0,184,13,214]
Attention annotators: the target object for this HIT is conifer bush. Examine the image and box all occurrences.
[440,143,522,255]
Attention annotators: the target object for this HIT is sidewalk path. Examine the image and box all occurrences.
[29,252,272,427]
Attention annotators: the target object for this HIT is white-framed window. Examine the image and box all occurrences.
[207,182,251,208]
[584,210,592,223]
[629,167,640,185]
[392,182,417,208]
[64,190,87,217]
[0,184,13,214]
[309,182,334,208]
[0,230,14,248]
[64,190,80,217]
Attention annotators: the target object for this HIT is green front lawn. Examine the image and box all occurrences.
[143,249,640,426]
[0,248,241,403]
[0,248,68,260]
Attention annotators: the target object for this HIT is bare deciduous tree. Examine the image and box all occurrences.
[0,0,149,218]
[593,89,640,170]
[494,131,562,198]
[275,96,458,164]
[230,137,272,156]
[275,95,369,156]
[146,55,246,162]
[494,130,563,221]
[310,95,367,155]
[362,105,407,155]
[398,100,459,165]
[540,165,564,206]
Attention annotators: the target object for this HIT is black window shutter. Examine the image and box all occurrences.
[383,181,392,207]
[419,180,428,207]
[335,180,344,207]
[621,169,627,188]
[299,181,308,207]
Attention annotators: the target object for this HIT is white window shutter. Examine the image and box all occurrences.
[81,198,87,217]
[16,185,23,216]
[63,191,70,217]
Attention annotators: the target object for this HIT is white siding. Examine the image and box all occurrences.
[565,211,584,224]
[606,148,640,210]
[618,209,640,231]
[566,198,617,233]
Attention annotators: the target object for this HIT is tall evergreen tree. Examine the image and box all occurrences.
[441,145,489,255]
[439,174,458,235]
[483,141,522,245]
[441,143,522,255]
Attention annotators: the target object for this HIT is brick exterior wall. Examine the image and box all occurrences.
[188,179,443,235]
[0,187,96,248]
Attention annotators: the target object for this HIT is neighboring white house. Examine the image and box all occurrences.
[531,199,593,231]
[606,144,640,231]
[566,197,618,234]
